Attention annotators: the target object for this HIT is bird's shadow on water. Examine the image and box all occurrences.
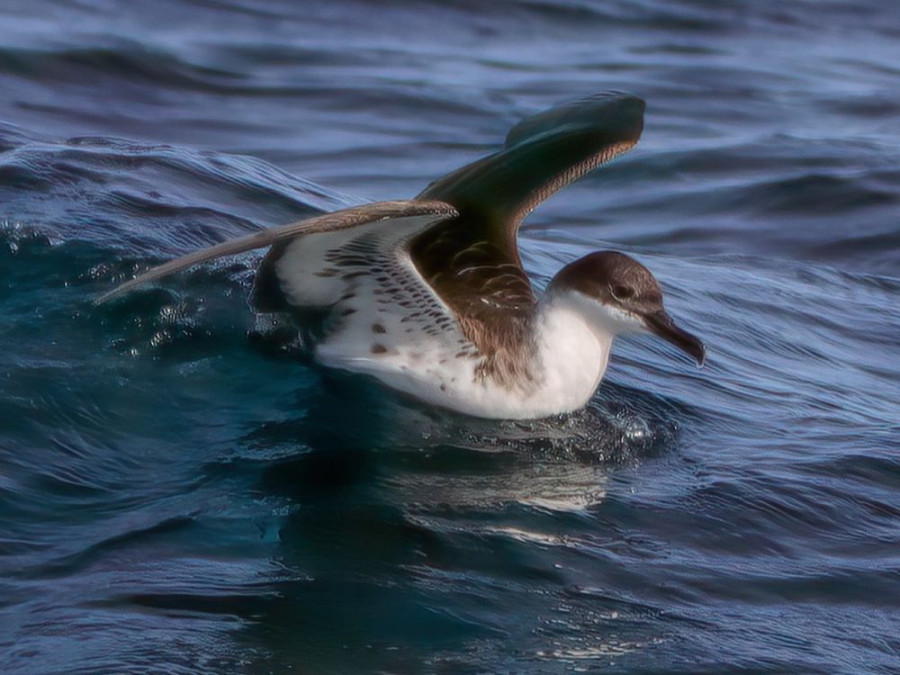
[245,369,688,508]
[214,373,695,671]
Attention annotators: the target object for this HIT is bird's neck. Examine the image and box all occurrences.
[528,287,615,414]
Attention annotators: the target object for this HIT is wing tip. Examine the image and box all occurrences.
[93,271,157,306]
[93,288,120,306]
[504,90,645,151]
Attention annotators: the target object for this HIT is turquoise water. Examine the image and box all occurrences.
[1,1,899,672]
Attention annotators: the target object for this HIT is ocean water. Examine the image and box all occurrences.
[1,0,899,672]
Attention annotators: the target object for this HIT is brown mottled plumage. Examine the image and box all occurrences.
[410,92,644,384]
[96,92,704,419]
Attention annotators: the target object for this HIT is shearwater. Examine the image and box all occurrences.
[98,91,705,419]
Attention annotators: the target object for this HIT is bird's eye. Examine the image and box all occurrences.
[610,284,635,301]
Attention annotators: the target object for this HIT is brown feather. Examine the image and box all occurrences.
[410,92,645,384]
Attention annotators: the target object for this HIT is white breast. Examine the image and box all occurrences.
[317,288,614,420]
[271,214,616,419]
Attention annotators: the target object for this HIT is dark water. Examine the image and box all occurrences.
[2,1,899,672]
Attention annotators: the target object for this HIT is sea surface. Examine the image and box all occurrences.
[1,1,899,673]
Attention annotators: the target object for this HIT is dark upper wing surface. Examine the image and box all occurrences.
[410,92,645,362]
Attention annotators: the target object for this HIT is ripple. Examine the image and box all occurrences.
[1,0,900,672]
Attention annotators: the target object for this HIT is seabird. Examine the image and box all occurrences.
[98,91,705,419]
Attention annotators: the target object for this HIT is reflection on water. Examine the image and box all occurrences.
[244,372,682,513]
[194,377,690,672]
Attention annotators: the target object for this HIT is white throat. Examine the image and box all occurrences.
[527,288,619,416]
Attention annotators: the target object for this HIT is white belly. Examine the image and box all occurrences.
[316,302,612,420]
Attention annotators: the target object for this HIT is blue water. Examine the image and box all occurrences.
[2,1,899,672]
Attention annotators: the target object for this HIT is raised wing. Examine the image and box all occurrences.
[418,91,645,244]
[95,200,457,304]
[410,91,645,360]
